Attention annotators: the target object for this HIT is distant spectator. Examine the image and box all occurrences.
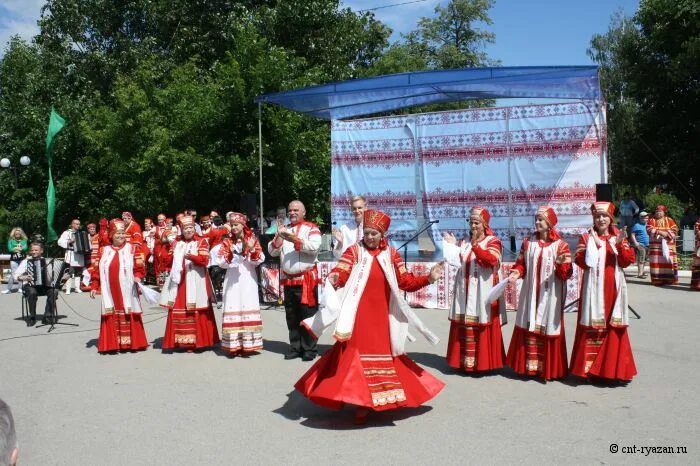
[3,228,28,294]
[619,192,639,230]
[680,206,698,229]
[630,212,650,279]
[0,398,18,466]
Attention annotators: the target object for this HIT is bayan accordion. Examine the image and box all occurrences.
[73,230,91,254]
[26,258,69,288]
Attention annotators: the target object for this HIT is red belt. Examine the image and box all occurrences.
[281,268,318,307]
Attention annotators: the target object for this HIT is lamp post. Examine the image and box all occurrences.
[0,156,31,188]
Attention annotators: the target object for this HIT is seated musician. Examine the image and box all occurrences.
[13,242,60,327]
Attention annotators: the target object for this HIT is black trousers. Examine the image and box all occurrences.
[24,285,58,320]
[284,285,318,356]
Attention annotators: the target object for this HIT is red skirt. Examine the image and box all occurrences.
[98,311,149,353]
[295,342,444,411]
[162,306,220,350]
[570,325,637,381]
[446,317,505,372]
[506,326,568,380]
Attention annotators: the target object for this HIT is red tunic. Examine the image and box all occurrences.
[162,238,220,350]
[505,235,572,380]
[295,245,444,411]
[570,233,638,381]
[446,237,506,372]
[91,243,149,353]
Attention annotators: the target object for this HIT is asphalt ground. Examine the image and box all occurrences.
[0,274,698,465]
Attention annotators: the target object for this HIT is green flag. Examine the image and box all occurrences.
[45,107,65,242]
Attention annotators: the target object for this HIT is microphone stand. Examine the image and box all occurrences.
[396,220,439,299]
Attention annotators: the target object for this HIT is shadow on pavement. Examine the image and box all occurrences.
[85,338,98,348]
[262,339,332,356]
[274,390,433,429]
[151,337,164,349]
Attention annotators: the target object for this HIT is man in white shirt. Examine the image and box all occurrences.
[268,200,322,361]
[57,219,85,294]
[332,195,367,259]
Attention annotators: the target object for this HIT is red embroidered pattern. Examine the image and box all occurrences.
[332,102,601,131]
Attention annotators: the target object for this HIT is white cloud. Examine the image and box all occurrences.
[0,0,45,52]
[343,0,448,40]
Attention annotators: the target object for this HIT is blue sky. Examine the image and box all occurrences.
[1,0,639,65]
[343,0,640,65]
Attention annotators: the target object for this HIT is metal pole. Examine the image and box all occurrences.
[506,107,516,253]
[258,101,264,235]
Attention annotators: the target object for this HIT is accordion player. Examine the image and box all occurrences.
[14,242,64,327]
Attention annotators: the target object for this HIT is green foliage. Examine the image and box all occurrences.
[590,0,699,203]
[0,0,497,238]
[643,192,684,222]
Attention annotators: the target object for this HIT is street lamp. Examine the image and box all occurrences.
[1,156,31,188]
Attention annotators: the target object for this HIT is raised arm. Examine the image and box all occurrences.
[391,248,430,292]
[472,236,502,268]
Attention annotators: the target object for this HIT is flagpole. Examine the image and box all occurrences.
[258,101,264,235]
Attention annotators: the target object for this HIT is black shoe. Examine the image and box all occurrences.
[301,352,317,361]
[41,318,49,325]
[284,351,301,360]
[26,319,36,327]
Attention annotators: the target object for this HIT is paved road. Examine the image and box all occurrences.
[0,275,698,465]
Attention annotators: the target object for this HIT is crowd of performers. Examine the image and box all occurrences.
[10,198,699,424]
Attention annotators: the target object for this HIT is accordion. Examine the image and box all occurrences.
[26,258,69,288]
[73,230,91,254]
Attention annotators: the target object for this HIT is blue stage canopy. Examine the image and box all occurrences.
[255,66,601,120]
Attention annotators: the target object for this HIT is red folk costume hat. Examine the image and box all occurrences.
[470,206,494,236]
[108,219,126,239]
[535,205,561,241]
[656,204,667,212]
[591,201,615,217]
[229,212,248,225]
[363,209,391,235]
[180,215,195,228]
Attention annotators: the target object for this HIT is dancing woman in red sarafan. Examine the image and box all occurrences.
[505,206,573,381]
[295,209,445,424]
[90,219,149,353]
[570,202,637,383]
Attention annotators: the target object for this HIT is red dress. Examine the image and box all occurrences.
[570,234,638,381]
[505,236,572,380]
[161,239,220,350]
[295,246,444,411]
[446,237,506,372]
[92,244,149,353]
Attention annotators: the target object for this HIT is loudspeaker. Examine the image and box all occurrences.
[596,183,613,202]
[239,193,257,218]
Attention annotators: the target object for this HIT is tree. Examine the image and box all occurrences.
[590,0,699,202]
[0,0,391,239]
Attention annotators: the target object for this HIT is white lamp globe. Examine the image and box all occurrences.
[0,158,10,168]
[20,156,31,166]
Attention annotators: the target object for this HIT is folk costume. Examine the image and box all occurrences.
[216,213,265,355]
[570,202,637,382]
[506,206,573,380]
[442,207,506,373]
[90,219,149,353]
[57,224,86,294]
[296,210,444,413]
[159,216,220,351]
[692,219,700,290]
[332,218,363,260]
[268,213,322,360]
[646,206,679,286]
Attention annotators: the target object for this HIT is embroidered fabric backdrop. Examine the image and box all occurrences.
[330,101,606,252]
